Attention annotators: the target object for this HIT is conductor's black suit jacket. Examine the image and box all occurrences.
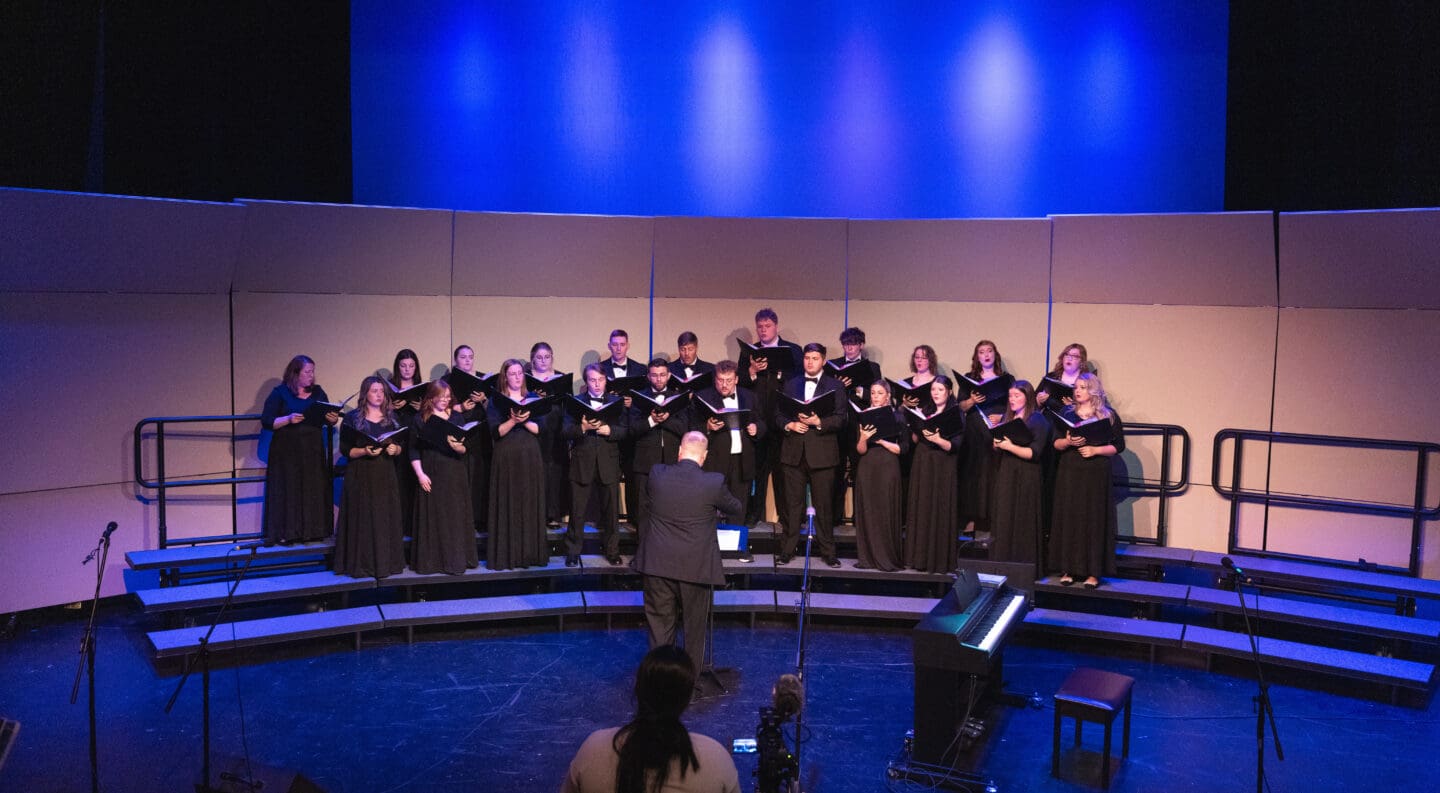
[631,459,743,586]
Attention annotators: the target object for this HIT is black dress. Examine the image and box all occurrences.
[392,399,420,538]
[958,404,1002,530]
[1047,409,1126,579]
[486,399,549,569]
[988,412,1051,569]
[852,411,909,571]
[905,418,964,574]
[454,401,490,534]
[409,412,478,574]
[537,405,570,525]
[260,384,333,544]
[334,412,406,578]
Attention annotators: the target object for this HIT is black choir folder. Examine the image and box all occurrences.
[301,401,344,427]
[670,369,714,393]
[738,341,796,376]
[958,373,1015,410]
[631,390,691,415]
[445,369,498,404]
[604,374,649,398]
[419,416,485,449]
[1038,376,1074,405]
[694,397,751,431]
[825,359,879,390]
[340,424,409,452]
[565,394,626,425]
[985,415,1036,446]
[777,390,839,421]
[852,404,904,442]
[1051,410,1115,446]
[906,404,964,437]
[492,392,555,420]
[382,379,429,405]
[887,378,934,408]
[525,371,573,398]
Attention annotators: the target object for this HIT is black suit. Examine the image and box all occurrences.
[774,373,848,559]
[606,359,649,526]
[673,358,716,379]
[827,356,883,524]
[688,385,765,526]
[625,386,689,536]
[631,458,743,667]
[562,394,629,558]
[738,337,803,526]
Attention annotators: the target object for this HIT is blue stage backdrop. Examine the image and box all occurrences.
[352,2,1228,218]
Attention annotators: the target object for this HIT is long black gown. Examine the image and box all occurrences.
[1047,409,1126,579]
[958,405,1002,530]
[260,383,333,545]
[905,421,964,574]
[391,398,419,538]
[334,412,406,578]
[409,412,478,575]
[988,412,1051,570]
[486,399,549,569]
[852,412,909,571]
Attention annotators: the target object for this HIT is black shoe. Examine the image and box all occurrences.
[605,554,622,565]
[737,553,754,563]
[565,555,580,567]
[824,556,841,568]
[776,554,792,565]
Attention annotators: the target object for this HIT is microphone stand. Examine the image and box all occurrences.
[71,522,117,793]
[1229,564,1283,793]
[790,504,817,793]
[165,545,261,793]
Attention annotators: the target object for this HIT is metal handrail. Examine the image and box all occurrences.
[1211,428,1440,576]
[1114,421,1190,546]
[133,413,336,548]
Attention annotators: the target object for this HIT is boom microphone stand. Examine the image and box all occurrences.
[165,543,262,793]
[1223,557,1284,793]
[71,520,118,793]
[791,504,818,792]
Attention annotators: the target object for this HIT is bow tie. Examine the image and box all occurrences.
[805,377,820,384]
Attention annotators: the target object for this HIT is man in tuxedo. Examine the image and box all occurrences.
[631,432,743,668]
[673,331,716,383]
[562,363,629,566]
[603,329,647,529]
[737,307,803,530]
[828,326,883,527]
[774,343,848,567]
[626,358,689,536]
[690,360,764,560]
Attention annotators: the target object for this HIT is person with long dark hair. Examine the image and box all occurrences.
[334,376,406,578]
[560,645,739,793]
[260,354,339,545]
[988,380,1051,571]
[388,348,424,537]
[1047,372,1125,589]
[905,377,963,573]
[529,341,571,527]
[487,358,548,569]
[409,380,478,574]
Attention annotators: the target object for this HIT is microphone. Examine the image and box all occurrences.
[1221,556,1247,580]
[772,673,803,719]
[102,521,118,540]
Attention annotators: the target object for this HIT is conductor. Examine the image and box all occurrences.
[631,431,743,669]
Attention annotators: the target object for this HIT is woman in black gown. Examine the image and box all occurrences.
[988,380,1051,573]
[387,348,423,538]
[335,376,406,578]
[527,341,570,527]
[853,380,908,571]
[905,377,964,573]
[450,344,490,534]
[1047,372,1124,589]
[260,355,338,545]
[409,380,479,574]
[958,339,1009,535]
[486,359,549,569]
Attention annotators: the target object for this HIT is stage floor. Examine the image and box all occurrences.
[1,602,1435,792]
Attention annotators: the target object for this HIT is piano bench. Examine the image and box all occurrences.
[1051,667,1134,790]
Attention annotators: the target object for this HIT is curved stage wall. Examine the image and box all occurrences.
[1,188,1437,613]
